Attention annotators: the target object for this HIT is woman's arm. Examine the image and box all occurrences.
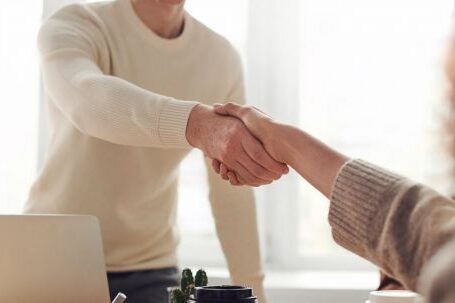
[213,103,349,197]
[213,103,455,301]
[267,123,348,197]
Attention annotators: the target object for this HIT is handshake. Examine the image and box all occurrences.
[186,103,289,187]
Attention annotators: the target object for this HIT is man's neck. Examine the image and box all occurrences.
[131,0,185,39]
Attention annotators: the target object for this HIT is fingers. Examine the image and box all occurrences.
[227,171,240,186]
[214,102,271,120]
[216,161,270,187]
[239,145,280,181]
[220,162,229,180]
[211,159,221,174]
[218,163,244,186]
[212,159,234,181]
[213,102,245,119]
[213,159,242,184]
[212,137,288,186]
[230,161,265,186]
[251,106,272,118]
[242,136,288,176]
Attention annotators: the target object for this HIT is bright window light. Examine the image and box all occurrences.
[0,2,41,213]
[297,0,453,260]
[177,0,249,266]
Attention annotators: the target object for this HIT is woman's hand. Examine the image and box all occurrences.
[212,103,288,185]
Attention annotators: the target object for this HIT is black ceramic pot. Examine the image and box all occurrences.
[189,286,258,303]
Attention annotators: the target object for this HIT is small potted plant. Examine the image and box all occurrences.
[170,268,208,303]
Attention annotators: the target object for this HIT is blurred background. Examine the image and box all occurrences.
[1,0,453,302]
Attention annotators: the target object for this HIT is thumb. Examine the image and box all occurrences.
[213,102,244,118]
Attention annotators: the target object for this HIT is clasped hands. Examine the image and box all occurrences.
[186,103,287,186]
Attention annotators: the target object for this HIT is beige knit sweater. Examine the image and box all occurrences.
[330,159,455,303]
[25,0,265,298]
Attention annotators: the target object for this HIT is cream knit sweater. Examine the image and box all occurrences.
[330,160,455,303]
[25,0,265,297]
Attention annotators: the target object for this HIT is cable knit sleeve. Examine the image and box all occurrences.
[38,4,198,148]
[329,159,455,302]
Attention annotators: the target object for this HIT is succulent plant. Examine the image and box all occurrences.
[171,288,186,303]
[181,268,195,296]
[195,269,208,287]
[171,268,208,303]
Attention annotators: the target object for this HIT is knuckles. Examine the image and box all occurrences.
[219,138,238,162]
[250,148,264,162]
[218,121,245,161]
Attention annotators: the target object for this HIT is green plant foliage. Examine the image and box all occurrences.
[171,288,186,303]
[173,268,208,302]
[195,269,208,287]
[181,268,195,296]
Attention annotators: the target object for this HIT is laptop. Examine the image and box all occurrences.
[0,215,113,303]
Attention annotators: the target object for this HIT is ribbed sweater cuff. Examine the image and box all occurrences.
[329,159,401,256]
[158,99,199,148]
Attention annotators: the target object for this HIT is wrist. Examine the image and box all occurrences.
[266,121,297,163]
[285,127,314,168]
[185,104,212,148]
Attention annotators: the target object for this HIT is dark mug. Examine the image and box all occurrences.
[189,286,257,303]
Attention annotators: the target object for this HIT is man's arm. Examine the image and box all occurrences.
[204,157,267,303]
[40,5,286,184]
[39,5,198,148]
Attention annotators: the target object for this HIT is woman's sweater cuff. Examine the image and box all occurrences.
[158,99,200,148]
[328,159,401,256]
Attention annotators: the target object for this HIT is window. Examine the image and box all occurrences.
[295,0,453,268]
[179,0,454,271]
[0,2,41,213]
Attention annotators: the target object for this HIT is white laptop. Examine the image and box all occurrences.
[0,215,113,303]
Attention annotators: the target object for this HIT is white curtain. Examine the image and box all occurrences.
[247,0,300,124]
[245,0,302,267]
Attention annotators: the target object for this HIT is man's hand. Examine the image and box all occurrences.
[211,103,286,185]
[186,104,288,186]
[214,103,284,161]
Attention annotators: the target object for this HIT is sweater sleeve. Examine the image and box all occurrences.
[329,159,455,295]
[38,5,199,148]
